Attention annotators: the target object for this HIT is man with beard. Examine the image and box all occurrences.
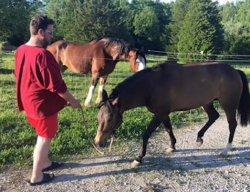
[14,15,81,185]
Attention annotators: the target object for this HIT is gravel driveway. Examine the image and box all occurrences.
[1,115,250,192]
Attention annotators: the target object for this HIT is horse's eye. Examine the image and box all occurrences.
[108,117,113,122]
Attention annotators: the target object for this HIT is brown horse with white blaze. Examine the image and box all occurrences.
[95,62,250,167]
[47,37,146,107]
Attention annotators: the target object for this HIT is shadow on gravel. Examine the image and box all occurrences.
[65,157,131,169]
[171,146,250,154]
[51,146,250,184]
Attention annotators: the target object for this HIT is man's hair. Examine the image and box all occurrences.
[30,14,54,35]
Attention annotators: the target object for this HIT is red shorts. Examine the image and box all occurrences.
[27,113,58,138]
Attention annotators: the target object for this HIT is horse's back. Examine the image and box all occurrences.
[146,62,242,112]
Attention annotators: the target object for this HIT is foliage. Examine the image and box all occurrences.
[132,0,171,50]
[230,35,250,55]
[235,0,250,35]
[0,0,250,64]
[46,0,68,41]
[177,0,223,63]
[134,6,160,43]
[219,2,237,24]
[166,0,191,53]
[0,0,44,45]
[56,0,131,43]
[219,0,250,55]
[46,0,172,50]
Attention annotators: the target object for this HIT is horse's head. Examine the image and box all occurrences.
[127,48,147,73]
[95,90,123,147]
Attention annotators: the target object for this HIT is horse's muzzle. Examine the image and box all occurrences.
[94,140,107,148]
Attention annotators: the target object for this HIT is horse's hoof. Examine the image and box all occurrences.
[167,147,176,153]
[131,160,141,168]
[196,138,203,147]
[219,153,229,158]
[196,142,203,147]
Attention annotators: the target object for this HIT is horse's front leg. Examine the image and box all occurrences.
[84,76,99,107]
[163,117,177,153]
[131,114,164,168]
[95,76,108,104]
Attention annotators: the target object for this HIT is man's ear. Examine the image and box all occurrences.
[38,28,44,37]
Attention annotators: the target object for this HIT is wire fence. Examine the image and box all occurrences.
[1,52,250,131]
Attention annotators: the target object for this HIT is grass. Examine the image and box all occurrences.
[0,52,249,171]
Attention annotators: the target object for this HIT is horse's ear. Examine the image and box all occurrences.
[102,89,108,101]
[112,97,119,106]
[98,90,108,108]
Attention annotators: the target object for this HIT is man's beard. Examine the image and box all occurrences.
[43,39,51,48]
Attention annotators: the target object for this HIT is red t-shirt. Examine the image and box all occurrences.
[15,45,67,119]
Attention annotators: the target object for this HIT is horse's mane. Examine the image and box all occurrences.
[96,37,131,57]
[109,67,151,100]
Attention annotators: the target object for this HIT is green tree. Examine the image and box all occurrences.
[153,1,172,51]
[167,0,191,53]
[231,35,250,55]
[0,0,37,45]
[231,0,250,54]
[219,2,237,24]
[177,0,223,63]
[133,6,160,45]
[220,0,250,55]
[58,0,130,43]
[235,0,250,35]
[46,0,68,40]
[131,0,171,50]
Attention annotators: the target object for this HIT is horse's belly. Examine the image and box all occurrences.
[171,94,216,112]
[67,61,91,74]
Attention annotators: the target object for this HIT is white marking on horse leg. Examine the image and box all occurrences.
[131,160,141,168]
[96,84,104,104]
[84,85,95,107]
[137,58,146,71]
[221,143,232,156]
[167,147,176,153]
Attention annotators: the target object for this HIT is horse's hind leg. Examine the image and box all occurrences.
[84,76,99,107]
[163,116,177,153]
[132,114,164,168]
[197,102,220,147]
[96,76,108,104]
[220,107,237,157]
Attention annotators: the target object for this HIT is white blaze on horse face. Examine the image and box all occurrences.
[85,85,95,107]
[136,57,146,71]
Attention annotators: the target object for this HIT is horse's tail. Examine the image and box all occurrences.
[237,69,250,126]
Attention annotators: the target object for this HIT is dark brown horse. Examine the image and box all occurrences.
[47,37,146,107]
[94,62,250,167]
